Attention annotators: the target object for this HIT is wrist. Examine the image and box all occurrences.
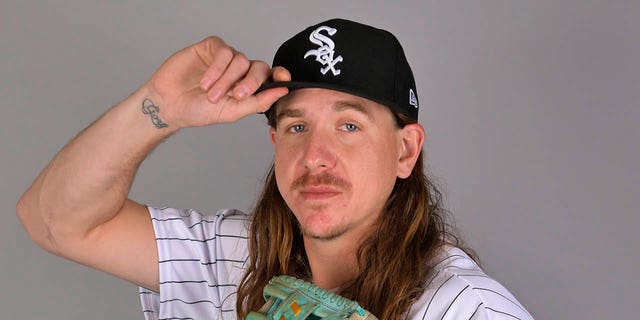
[127,85,181,136]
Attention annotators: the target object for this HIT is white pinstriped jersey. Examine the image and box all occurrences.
[139,206,534,320]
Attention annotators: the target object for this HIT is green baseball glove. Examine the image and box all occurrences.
[246,275,378,320]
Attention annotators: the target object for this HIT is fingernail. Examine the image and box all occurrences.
[200,77,213,90]
[208,89,222,102]
[276,87,289,97]
[234,86,247,99]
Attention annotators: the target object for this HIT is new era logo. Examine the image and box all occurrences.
[409,89,418,108]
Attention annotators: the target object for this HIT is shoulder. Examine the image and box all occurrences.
[147,206,250,239]
[140,206,251,320]
[406,246,534,320]
[146,206,251,267]
[147,206,250,221]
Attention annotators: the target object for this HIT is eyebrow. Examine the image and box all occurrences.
[276,99,374,125]
[276,108,305,125]
[333,100,374,121]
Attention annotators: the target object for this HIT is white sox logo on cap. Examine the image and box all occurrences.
[303,26,343,76]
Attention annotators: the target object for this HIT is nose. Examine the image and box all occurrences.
[301,129,337,172]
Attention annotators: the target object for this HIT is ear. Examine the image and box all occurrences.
[269,127,276,146]
[396,123,425,178]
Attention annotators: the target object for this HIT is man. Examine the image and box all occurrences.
[17,19,533,319]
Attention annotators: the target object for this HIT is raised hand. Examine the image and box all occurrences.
[145,36,290,129]
[17,35,292,292]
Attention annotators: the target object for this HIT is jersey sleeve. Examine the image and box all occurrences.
[406,247,534,320]
[138,206,251,320]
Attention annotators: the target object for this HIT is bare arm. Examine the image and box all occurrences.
[16,36,289,291]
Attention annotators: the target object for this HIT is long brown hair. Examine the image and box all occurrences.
[236,112,468,319]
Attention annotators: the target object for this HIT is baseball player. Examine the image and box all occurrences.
[17,19,534,319]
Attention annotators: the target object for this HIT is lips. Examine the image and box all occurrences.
[298,186,342,200]
[291,172,351,202]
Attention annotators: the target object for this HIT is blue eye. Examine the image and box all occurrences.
[289,124,305,133]
[342,123,359,132]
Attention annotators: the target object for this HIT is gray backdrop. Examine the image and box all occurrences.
[2,1,638,319]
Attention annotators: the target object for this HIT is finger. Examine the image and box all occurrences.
[207,52,251,103]
[235,86,289,116]
[272,66,292,82]
[199,44,234,92]
[232,60,271,99]
[207,86,288,124]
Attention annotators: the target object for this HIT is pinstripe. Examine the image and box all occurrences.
[468,303,484,320]
[485,307,522,319]
[440,284,470,319]
[473,287,529,314]
[139,206,533,320]
[420,274,456,320]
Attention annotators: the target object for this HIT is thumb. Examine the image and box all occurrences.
[250,87,289,114]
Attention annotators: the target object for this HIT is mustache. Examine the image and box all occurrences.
[291,172,351,191]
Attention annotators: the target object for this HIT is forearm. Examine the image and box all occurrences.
[17,85,176,249]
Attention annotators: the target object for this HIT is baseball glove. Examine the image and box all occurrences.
[246,275,378,320]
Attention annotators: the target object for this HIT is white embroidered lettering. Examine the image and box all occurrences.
[409,89,418,108]
[303,26,343,76]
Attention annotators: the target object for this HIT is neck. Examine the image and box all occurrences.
[303,230,366,290]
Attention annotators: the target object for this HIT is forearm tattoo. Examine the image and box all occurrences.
[141,98,168,129]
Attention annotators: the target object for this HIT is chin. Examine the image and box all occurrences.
[296,214,347,240]
[300,224,349,241]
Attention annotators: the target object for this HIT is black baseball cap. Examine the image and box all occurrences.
[258,18,420,121]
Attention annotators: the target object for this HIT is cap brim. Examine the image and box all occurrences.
[257,81,403,117]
